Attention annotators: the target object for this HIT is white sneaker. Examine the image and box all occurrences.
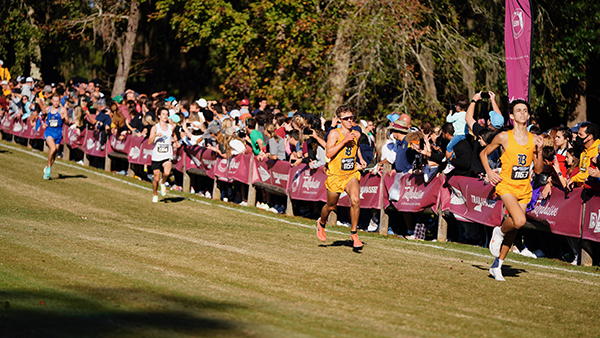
[489,227,504,257]
[519,247,537,259]
[367,219,378,232]
[443,163,455,174]
[239,201,248,206]
[160,183,167,196]
[77,160,84,165]
[190,187,195,194]
[571,254,579,266]
[268,207,279,214]
[223,197,228,202]
[152,195,158,203]
[489,267,506,281]
[205,192,211,199]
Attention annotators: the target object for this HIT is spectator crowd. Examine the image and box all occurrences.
[1,61,598,266]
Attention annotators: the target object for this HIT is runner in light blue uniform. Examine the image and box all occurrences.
[43,93,68,179]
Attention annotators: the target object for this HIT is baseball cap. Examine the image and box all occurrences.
[1,80,7,85]
[97,98,106,107]
[386,113,400,123]
[240,112,252,121]
[224,126,236,136]
[112,95,124,104]
[43,85,52,93]
[165,96,176,102]
[202,124,221,138]
[168,114,181,123]
[230,109,241,119]
[26,77,34,83]
[197,98,208,108]
[0,60,3,65]
[489,111,504,129]
[190,121,202,130]
[240,98,250,106]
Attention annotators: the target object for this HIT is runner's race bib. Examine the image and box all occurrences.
[49,119,59,128]
[157,144,169,153]
[511,165,529,180]
[341,157,355,171]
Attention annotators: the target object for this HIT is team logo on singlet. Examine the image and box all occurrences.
[511,153,529,180]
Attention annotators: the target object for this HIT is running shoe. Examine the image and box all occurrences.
[351,233,363,248]
[160,183,167,196]
[316,218,326,242]
[152,195,158,203]
[489,258,505,281]
[489,226,504,257]
[43,166,51,180]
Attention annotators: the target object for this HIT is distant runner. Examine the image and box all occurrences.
[148,108,174,203]
[317,105,367,249]
[42,93,68,180]
[480,99,543,281]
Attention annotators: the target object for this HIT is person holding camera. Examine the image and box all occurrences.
[316,105,365,249]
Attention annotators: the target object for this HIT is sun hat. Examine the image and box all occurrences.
[387,120,410,134]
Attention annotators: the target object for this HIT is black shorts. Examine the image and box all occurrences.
[151,159,171,172]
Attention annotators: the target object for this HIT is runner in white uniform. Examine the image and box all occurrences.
[148,108,174,202]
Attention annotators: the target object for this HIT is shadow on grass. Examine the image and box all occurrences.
[162,197,186,203]
[0,288,247,337]
[56,174,88,180]
[0,150,10,154]
[319,240,364,253]
[473,264,527,279]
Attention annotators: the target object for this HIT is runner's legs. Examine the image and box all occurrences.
[152,169,161,196]
[320,190,341,225]
[161,161,172,184]
[344,178,360,233]
[46,136,57,167]
[498,193,528,260]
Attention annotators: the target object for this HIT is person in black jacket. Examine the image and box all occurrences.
[416,123,472,177]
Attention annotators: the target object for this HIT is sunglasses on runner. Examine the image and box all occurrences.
[340,115,354,122]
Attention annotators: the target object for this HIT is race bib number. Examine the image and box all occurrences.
[157,145,169,153]
[49,119,59,128]
[341,157,355,171]
[511,165,529,180]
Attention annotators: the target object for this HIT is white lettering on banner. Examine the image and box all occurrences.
[589,211,600,233]
[359,186,378,200]
[402,185,424,201]
[512,9,524,39]
[129,146,140,159]
[229,158,240,171]
[86,138,95,150]
[471,195,497,212]
[217,159,228,173]
[13,123,22,132]
[115,141,126,151]
[202,159,215,169]
[69,130,78,142]
[291,173,301,192]
[258,166,271,182]
[273,172,288,185]
[529,200,559,218]
[142,148,152,159]
[302,176,321,191]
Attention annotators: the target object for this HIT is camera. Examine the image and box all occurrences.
[480,92,490,99]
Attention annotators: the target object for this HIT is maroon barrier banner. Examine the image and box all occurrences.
[184,146,218,179]
[128,136,153,165]
[383,174,441,212]
[287,164,328,202]
[29,121,45,140]
[338,173,382,209]
[213,153,252,184]
[505,0,532,102]
[63,126,86,148]
[442,176,504,227]
[252,158,291,191]
[1,115,11,132]
[172,145,184,172]
[583,196,600,242]
[526,187,583,238]
[83,130,106,157]
[11,118,24,136]
[107,134,131,155]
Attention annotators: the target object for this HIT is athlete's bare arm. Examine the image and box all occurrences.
[533,134,544,175]
[481,131,508,186]
[325,129,359,159]
[147,125,159,145]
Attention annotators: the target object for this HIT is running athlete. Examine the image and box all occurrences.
[42,93,69,180]
[148,108,174,203]
[480,99,543,281]
[317,105,367,249]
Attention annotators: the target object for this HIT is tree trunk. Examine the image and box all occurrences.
[326,18,352,116]
[569,79,587,127]
[458,54,476,99]
[112,0,140,97]
[413,45,440,110]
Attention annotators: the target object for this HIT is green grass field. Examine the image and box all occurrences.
[1,140,600,337]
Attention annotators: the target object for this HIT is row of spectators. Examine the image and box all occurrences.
[1,74,597,265]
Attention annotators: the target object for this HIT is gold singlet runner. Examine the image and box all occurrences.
[325,128,361,193]
[495,129,535,204]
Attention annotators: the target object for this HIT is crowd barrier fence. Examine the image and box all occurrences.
[1,115,597,265]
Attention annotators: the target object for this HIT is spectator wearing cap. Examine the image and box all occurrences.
[240,98,250,111]
[21,77,35,102]
[380,119,409,166]
[386,112,400,125]
[2,80,11,97]
[252,98,267,116]
[165,96,176,110]
[0,60,10,82]
[200,108,221,146]
[85,98,111,132]
[189,101,204,124]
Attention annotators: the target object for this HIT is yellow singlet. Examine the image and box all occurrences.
[495,129,535,204]
[325,128,361,193]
